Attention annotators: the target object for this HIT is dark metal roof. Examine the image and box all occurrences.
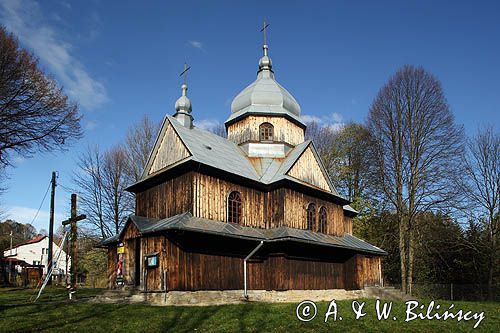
[102,213,386,255]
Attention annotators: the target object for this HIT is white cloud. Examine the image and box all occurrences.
[301,115,323,124]
[187,40,204,50]
[195,119,221,131]
[301,112,344,131]
[5,206,66,232]
[0,0,108,110]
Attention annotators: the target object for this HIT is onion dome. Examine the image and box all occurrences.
[227,44,303,126]
[174,83,193,128]
[175,84,192,113]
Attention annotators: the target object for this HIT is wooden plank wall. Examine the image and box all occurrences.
[343,215,353,234]
[164,239,347,291]
[362,256,382,287]
[107,246,117,289]
[134,171,347,236]
[265,188,285,228]
[227,115,305,146]
[343,254,362,290]
[191,173,346,235]
[118,236,381,291]
[122,221,140,286]
[287,147,332,192]
[149,123,191,175]
[135,172,193,219]
[192,173,266,228]
[141,236,167,291]
[284,189,345,236]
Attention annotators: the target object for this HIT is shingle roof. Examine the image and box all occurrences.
[102,213,385,255]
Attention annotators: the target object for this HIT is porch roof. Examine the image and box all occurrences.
[101,212,386,256]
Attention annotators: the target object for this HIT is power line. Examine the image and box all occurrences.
[28,180,52,226]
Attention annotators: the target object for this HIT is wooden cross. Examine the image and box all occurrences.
[62,194,86,291]
[180,62,191,85]
[260,18,270,45]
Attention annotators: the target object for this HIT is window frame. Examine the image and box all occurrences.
[259,122,274,142]
[227,191,243,224]
[306,203,316,231]
[318,206,327,233]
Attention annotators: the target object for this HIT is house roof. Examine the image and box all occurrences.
[6,235,47,252]
[101,213,386,256]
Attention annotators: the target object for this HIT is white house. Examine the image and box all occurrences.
[3,235,70,276]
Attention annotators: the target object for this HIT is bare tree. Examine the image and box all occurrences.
[73,145,133,239]
[124,115,160,183]
[367,65,464,293]
[305,121,340,181]
[102,145,133,236]
[0,26,82,168]
[459,127,499,299]
[209,123,227,138]
[73,145,107,238]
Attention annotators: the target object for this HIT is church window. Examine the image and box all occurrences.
[306,203,316,231]
[259,123,274,141]
[228,191,242,224]
[318,206,327,233]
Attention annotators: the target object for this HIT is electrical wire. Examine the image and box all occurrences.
[28,180,52,226]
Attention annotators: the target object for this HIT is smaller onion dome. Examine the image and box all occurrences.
[175,84,192,113]
[258,45,272,71]
[174,83,193,128]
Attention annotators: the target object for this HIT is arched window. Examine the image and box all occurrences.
[318,206,327,233]
[259,123,274,142]
[306,203,316,231]
[227,191,242,224]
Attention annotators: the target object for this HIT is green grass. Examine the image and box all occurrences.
[0,287,498,332]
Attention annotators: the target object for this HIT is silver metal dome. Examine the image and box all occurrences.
[228,44,302,124]
[175,84,192,113]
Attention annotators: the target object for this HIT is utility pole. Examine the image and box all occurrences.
[8,230,13,284]
[47,171,57,285]
[62,194,86,292]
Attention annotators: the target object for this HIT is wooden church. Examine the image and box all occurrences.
[102,39,385,294]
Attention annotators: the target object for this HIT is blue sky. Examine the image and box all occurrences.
[0,0,499,232]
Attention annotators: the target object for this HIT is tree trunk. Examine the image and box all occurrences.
[408,226,415,296]
[399,215,408,293]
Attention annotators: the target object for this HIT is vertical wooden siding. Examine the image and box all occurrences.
[132,237,368,291]
[227,116,305,146]
[149,122,191,175]
[362,256,382,287]
[343,215,353,234]
[135,172,193,219]
[284,189,345,236]
[107,246,117,289]
[192,173,266,228]
[287,147,332,192]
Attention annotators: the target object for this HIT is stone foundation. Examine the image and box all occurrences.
[93,287,411,306]
[131,289,366,306]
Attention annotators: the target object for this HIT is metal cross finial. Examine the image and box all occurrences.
[260,18,270,45]
[180,62,191,85]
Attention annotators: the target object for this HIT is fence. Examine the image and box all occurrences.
[390,283,500,302]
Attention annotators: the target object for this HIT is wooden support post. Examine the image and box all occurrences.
[62,194,86,292]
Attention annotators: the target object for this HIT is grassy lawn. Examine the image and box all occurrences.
[0,287,498,332]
